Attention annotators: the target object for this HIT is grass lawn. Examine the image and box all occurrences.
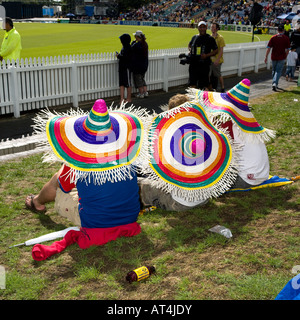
[0,86,299,300]
[0,23,272,59]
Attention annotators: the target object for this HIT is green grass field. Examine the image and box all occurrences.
[0,87,299,300]
[0,23,272,59]
[2,22,298,302]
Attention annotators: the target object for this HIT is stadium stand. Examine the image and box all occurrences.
[118,0,299,26]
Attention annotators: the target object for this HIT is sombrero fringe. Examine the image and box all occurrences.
[211,113,276,144]
[143,158,239,202]
[32,102,153,185]
[142,103,242,202]
[186,87,276,144]
[138,102,194,176]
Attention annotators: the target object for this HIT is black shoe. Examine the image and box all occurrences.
[221,88,225,93]
[272,84,277,91]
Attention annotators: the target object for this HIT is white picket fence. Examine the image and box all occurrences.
[0,41,270,118]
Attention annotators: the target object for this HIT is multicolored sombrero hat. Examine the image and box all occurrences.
[187,79,275,143]
[144,102,239,202]
[33,99,151,184]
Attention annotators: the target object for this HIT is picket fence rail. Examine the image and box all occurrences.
[0,41,270,118]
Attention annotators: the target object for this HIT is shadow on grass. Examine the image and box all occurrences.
[287,89,300,96]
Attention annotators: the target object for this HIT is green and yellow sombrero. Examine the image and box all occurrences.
[143,102,239,202]
[187,79,276,143]
[33,99,150,184]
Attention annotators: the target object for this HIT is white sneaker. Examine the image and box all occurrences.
[144,91,149,97]
[136,93,144,98]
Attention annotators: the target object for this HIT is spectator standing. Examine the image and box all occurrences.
[0,17,22,63]
[285,45,298,81]
[188,21,218,90]
[210,22,226,92]
[284,19,291,37]
[290,22,300,67]
[131,30,149,98]
[264,25,290,91]
[116,33,132,104]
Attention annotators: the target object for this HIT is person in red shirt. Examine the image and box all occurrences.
[264,25,290,91]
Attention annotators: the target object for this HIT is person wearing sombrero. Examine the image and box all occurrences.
[187,78,275,190]
[138,93,241,210]
[25,99,150,261]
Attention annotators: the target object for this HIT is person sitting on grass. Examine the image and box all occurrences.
[138,93,210,211]
[25,99,146,259]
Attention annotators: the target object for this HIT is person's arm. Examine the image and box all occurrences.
[285,38,291,59]
[213,46,224,65]
[264,47,271,63]
[188,36,194,53]
[0,33,20,59]
[201,37,218,59]
[201,48,218,60]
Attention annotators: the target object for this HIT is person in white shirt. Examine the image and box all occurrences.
[219,119,270,189]
[285,45,298,81]
[230,123,270,189]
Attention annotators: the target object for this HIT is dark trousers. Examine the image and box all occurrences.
[188,61,210,89]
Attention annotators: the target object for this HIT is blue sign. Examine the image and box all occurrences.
[120,21,141,26]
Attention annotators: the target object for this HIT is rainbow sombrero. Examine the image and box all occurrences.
[187,79,276,143]
[33,99,150,184]
[143,102,239,202]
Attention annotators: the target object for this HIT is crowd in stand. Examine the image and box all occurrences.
[118,0,300,26]
[209,0,299,27]
[118,0,216,22]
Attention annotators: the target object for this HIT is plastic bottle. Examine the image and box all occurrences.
[209,225,233,239]
[291,175,300,181]
[139,206,156,215]
[126,266,156,283]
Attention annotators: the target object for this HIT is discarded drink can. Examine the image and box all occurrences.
[126,265,156,283]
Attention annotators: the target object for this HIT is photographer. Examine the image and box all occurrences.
[187,21,218,90]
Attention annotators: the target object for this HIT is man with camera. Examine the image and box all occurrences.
[186,21,218,90]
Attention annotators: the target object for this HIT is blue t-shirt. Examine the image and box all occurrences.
[60,172,141,228]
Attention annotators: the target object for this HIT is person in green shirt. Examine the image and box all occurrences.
[0,17,22,62]
[210,22,225,92]
[284,19,291,37]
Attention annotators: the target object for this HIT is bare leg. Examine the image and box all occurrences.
[120,86,125,103]
[25,165,64,211]
[219,76,225,91]
[138,86,144,94]
[127,87,132,102]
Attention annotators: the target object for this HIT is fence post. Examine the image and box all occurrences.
[71,60,79,108]
[255,46,260,73]
[238,48,244,77]
[163,55,169,92]
[10,64,20,118]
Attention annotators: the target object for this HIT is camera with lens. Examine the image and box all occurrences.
[179,53,191,65]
